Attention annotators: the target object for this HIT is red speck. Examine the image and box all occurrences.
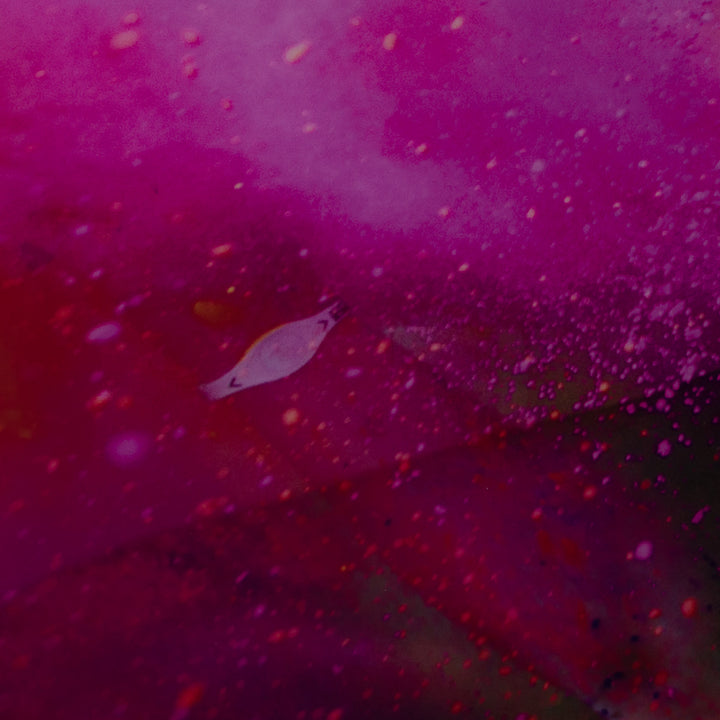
[175,682,205,710]
[499,665,512,676]
[536,528,555,558]
[681,597,698,618]
[654,670,669,686]
[11,654,31,670]
[268,629,286,643]
[450,701,464,713]
[560,536,586,568]
[648,608,662,619]
[327,710,344,720]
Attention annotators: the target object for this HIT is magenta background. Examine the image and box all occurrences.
[1,1,720,719]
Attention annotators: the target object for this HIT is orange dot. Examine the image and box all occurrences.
[182,61,198,78]
[183,29,201,45]
[211,243,232,257]
[110,29,139,50]
[282,408,300,426]
[382,32,397,51]
[284,41,310,64]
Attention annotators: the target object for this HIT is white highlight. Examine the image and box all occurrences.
[86,322,121,343]
[200,299,349,400]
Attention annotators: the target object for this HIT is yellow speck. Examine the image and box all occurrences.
[280,488,292,501]
[233,182,244,189]
[486,157,497,169]
[110,29,139,50]
[182,59,198,78]
[450,16,464,30]
[123,12,140,25]
[382,32,397,51]
[34,69,46,79]
[302,122,318,133]
[376,339,391,354]
[211,243,232,257]
[87,389,112,410]
[526,207,536,219]
[458,262,469,272]
[438,206,450,218]
[285,41,310,64]
[183,29,201,45]
[429,342,443,352]
[599,381,610,392]
[227,286,235,294]
[564,195,572,204]
[623,340,635,352]
[415,142,428,154]
[282,408,300,426]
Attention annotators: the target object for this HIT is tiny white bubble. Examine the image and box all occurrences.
[106,431,151,467]
[86,322,121,343]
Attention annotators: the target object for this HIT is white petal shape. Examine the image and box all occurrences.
[200,298,349,400]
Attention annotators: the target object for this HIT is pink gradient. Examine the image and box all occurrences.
[1,1,720,719]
